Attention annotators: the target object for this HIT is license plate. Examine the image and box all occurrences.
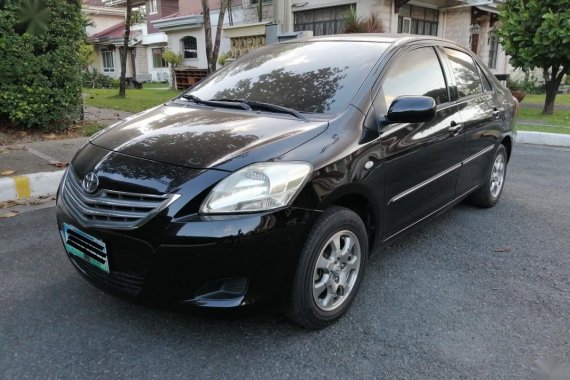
[62,223,109,273]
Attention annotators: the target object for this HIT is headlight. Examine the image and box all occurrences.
[200,162,312,214]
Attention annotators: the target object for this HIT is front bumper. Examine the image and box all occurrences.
[56,199,320,307]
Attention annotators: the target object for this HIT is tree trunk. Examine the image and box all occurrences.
[130,47,137,82]
[201,0,214,74]
[171,65,176,91]
[211,0,227,71]
[542,65,565,115]
[119,0,132,98]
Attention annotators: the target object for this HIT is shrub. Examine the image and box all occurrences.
[0,0,84,131]
[342,7,385,33]
[507,71,543,94]
[83,69,118,89]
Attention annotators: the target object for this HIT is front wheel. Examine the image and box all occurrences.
[468,144,508,208]
[287,206,368,329]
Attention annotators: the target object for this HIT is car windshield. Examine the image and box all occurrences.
[184,41,388,114]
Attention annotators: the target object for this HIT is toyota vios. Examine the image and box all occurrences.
[57,35,517,329]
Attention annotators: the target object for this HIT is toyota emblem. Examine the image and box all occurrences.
[82,172,99,193]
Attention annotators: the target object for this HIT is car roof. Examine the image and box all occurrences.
[294,33,463,49]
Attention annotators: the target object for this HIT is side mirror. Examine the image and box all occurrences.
[385,96,436,124]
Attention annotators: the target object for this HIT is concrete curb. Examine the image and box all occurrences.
[517,131,570,147]
[0,131,567,204]
[0,170,64,202]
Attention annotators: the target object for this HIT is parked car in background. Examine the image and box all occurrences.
[56,35,517,329]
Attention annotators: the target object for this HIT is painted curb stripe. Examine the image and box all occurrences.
[13,176,31,199]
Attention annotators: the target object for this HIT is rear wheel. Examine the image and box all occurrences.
[469,144,508,208]
[287,206,368,329]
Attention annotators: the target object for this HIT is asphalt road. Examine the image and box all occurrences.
[1,144,569,379]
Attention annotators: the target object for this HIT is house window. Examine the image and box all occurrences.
[152,48,168,68]
[101,49,114,72]
[488,33,498,69]
[149,0,157,14]
[397,5,438,36]
[294,4,354,36]
[181,36,198,59]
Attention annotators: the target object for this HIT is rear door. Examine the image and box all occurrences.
[376,46,464,239]
[441,48,502,194]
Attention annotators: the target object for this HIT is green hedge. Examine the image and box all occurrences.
[0,0,84,130]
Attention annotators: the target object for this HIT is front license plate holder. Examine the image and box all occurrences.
[62,223,110,273]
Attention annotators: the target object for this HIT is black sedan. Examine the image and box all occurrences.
[56,35,517,329]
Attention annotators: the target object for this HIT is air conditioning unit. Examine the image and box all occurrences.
[277,30,313,42]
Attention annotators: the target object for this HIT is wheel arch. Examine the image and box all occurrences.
[320,187,380,252]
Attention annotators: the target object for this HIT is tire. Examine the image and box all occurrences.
[468,144,508,208]
[287,206,368,329]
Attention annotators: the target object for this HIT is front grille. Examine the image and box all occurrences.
[70,256,145,296]
[62,170,179,230]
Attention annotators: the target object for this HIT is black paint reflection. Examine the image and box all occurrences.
[187,41,388,114]
[213,67,347,113]
[444,48,483,98]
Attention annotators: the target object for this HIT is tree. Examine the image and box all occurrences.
[498,0,570,114]
[0,0,84,130]
[118,0,133,98]
[201,0,228,74]
[162,49,183,91]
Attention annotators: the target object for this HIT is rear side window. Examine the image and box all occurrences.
[478,64,493,92]
[382,47,449,108]
[444,48,483,98]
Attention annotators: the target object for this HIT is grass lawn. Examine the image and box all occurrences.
[522,94,570,105]
[517,124,570,135]
[143,82,171,89]
[517,107,570,135]
[517,108,570,126]
[83,88,181,113]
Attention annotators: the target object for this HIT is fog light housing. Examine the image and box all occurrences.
[185,276,249,308]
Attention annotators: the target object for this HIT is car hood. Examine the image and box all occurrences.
[90,104,328,170]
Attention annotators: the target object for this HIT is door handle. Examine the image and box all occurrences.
[448,121,463,135]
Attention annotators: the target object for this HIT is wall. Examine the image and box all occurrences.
[163,11,229,72]
[134,46,150,79]
[290,0,392,33]
[242,0,273,24]
[441,7,470,48]
[146,0,178,34]
[85,13,125,37]
[145,47,170,81]
[166,28,208,69]
[92,46,143,78]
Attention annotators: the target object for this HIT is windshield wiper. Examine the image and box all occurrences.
[212,98,307,121]
[181,94,252,111]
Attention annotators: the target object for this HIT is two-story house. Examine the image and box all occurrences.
[278,0,511,78]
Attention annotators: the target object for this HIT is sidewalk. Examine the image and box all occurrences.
[0,106,133,203]
[1,106,569,204]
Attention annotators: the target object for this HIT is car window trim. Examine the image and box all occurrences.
[442,46,485,100]
[475,62,495,93]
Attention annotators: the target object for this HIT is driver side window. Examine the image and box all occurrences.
[381,47,449,109]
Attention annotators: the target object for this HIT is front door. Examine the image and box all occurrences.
[375,46,464,239]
